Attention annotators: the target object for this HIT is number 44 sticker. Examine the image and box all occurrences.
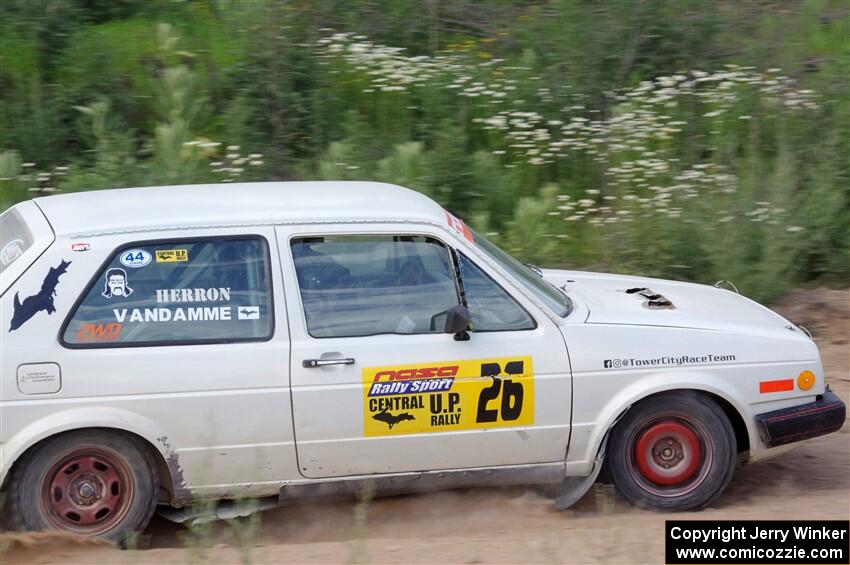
[119,249,152,268]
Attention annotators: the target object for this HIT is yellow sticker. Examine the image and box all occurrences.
[155,249,188,263]
[363,356,534,437]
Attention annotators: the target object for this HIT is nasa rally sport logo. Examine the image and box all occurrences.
[362,357,534,437]
[119,249,152,268]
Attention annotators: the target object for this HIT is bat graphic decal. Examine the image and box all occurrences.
[9,260,71,331]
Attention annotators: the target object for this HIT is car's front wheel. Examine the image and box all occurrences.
[8,430,159,544]
[607,391,737,510]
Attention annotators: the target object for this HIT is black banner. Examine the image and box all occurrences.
[666,520,849,564]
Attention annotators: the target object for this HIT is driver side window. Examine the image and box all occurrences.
[458,253,536,332]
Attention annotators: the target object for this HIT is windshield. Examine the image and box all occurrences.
[471,229,572,317]
[0,208,34,274]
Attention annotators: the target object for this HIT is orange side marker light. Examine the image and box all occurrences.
[759,378,794,394]
[797,370,815,391]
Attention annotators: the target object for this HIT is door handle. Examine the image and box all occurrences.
[303,358,355,368]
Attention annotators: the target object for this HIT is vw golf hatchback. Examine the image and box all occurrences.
[0,182,844,542]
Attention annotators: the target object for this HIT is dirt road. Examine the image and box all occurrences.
[3,289,848,564]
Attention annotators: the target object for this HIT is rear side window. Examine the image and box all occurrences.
[62,237,273,347]
[291,235,460,338]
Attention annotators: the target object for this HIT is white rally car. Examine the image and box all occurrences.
[0,182,844,542]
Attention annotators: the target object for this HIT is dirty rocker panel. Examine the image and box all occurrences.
[756,389,846,448]
[277,463,566,502]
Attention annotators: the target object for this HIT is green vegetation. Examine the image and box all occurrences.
[1,0,847,300]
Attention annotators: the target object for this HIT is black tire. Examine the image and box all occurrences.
[8,430,159,544]
[607,391,736,510]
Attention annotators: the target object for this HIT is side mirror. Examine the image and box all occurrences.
[443,304,471,341]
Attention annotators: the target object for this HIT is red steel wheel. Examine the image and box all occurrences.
[9,430,158,543]
[607,392,737,510]
[634,420,702,486]
[42,447,135,535]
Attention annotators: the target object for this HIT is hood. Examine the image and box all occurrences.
[543,269,803,337]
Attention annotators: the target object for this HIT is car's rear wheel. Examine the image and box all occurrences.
[607,392,736,510]
[8,430,158,544]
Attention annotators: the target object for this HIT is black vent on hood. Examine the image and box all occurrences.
[625,287,675,309]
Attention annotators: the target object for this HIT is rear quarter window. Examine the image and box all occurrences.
[62,237,273,347]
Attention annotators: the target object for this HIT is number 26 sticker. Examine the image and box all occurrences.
[476,360,526,423]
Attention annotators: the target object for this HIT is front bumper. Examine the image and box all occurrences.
[756,388,846,448]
